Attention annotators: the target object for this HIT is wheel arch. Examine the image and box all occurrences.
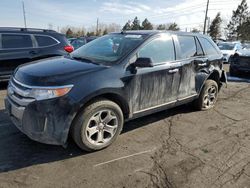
[77,92,130,120]
[197,70,221,95]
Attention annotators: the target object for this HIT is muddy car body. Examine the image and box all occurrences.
[5,31,227,151]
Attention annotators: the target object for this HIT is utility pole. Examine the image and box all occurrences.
[22,1,27,28]
[207,17,211,32]
[96,18,99,36]
[203,0,209,34]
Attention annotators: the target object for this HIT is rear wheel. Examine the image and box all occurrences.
[71,99,124,151]
[193,80,218,111]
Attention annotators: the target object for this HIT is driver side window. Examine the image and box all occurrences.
[138,35,175,65]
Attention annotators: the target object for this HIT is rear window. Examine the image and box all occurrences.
[199,37,219,55]
[2,34,33,49]
[178,35,197,59]
[35,35,58,47]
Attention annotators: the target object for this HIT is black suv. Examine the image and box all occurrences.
[5,31,227,151]
[0,27,73,82]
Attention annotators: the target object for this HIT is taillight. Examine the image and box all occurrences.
[64,45,74,53]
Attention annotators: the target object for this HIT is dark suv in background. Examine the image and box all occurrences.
[0,27,73,82]
[5,31,227,151]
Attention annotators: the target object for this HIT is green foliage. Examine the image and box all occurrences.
[167,23,180,31]
[208,12,222,40]
[103,28,108,35]
[86,31,95,37]
[122,21,132,31]
[141,18,153,30]
[157,24,166,30]
[238,18,250,41]
[191,28,200,33]
[66,28,73,38]
[131,17,141,30]
[122,17,153,30]
[227,0,249,40]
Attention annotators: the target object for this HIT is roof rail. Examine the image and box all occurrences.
[0,27,57,33]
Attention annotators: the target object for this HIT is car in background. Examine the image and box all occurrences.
[5,31,227,151]
[218,42,243,63]
[68,36,98,50]
[0,27,73,82]
[69,37,87,50]
[230,43,250,77]
[67,37,77,43]
[86,36,98,43]
[243,42,250,50]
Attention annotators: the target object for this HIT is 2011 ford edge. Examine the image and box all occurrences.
[5,31,227,151]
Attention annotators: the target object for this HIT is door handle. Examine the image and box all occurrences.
[29,51,37,55]
[168,69,179,73]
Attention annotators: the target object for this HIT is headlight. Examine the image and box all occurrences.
[10,78,74,100]
[29,86,73,100]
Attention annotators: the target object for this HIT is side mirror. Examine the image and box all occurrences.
[132,57,154,68]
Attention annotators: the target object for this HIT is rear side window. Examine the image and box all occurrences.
[198,37,219,55]
[178,36,196,59]
[138,35,175,64]
[195,38,204,56]
[35,35,58,47]
[2,34,33,49]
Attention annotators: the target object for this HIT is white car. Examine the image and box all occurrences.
[218,42,243,63]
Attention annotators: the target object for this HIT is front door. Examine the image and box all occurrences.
[124,34,181,114]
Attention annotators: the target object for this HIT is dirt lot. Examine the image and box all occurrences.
[0,66,250,188]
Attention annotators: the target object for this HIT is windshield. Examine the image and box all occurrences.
[218,43,235,50]
[71,34,146,63]
[243,43,250,50]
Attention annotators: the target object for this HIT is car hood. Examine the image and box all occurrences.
[238,50,250,57]
[14,56,107,86]
[220,50,235,55]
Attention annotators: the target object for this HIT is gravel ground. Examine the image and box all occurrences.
[0,66,250,188]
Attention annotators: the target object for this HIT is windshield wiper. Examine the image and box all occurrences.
[71,56,94,63]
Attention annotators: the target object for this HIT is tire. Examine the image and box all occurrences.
[193,80,218,111]
[71,99,124,151]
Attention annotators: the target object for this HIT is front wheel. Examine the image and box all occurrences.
[71,99,124,151]
[193,80,218,111]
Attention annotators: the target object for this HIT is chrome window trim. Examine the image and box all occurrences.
[33,34,60,48]
[0,33,60,50]
[13,78,73,89]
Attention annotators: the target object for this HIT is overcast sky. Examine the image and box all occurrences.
[0,0,249,31]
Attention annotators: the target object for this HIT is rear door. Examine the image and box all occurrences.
[197,36,224,90]
[0,33,34,73]
[175,35,203,99]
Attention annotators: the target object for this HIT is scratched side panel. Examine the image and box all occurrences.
[138,68,180,111]
[178,61,197,99]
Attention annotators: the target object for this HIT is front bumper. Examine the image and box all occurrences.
[5,81,77,146]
